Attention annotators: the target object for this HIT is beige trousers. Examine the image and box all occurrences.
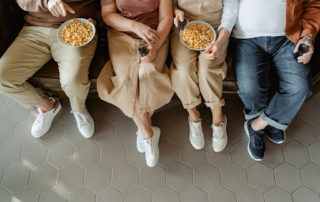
[170,0,227,109]
[97,29,174,118]
[0,26,97,112]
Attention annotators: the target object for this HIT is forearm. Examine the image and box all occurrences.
[301,0,320,41]
[216,28,230,44]
[16,0,48,12]
[218,0,239,33]
[102,12,138,33]
[156,16,173,46]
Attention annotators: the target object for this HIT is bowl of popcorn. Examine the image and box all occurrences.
[58,18,95,47]
[180,21,216,51]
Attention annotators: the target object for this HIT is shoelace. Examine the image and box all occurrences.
[191,124,202,137]
[73,111,88,127]
[213,124,225,140]
[145,139,154,155]
[35,110,49,126]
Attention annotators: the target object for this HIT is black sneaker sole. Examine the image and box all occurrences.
[244,121,263,161]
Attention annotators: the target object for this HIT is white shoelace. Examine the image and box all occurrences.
[35,110,49,126]
[74,111,89,127]
[145,139,154,155]
[191,124,202,137]
[213,124,225,140]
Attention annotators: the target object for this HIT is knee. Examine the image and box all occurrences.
[61,75,89,91]
[283,79,312,99]
[0,60,12,86]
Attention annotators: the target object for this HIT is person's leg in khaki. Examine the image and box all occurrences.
[0,26,61,138]
[51,36,97,138]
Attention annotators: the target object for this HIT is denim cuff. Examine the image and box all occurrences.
[260,112,288,131]
[244,110,263,121]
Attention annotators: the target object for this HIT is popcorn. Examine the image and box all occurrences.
[61,19,93,46]
[181,23,214,50]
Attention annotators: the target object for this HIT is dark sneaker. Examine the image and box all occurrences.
[244,120,265,161]
[265,125,286,144]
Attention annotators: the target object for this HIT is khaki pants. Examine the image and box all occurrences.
[0,26,97,112]
[170,0,227,109]
[97,29,174,118]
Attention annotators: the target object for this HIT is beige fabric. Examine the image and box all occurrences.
[97,29,174,118]
[170,0,227,109]
[0,26,97,111]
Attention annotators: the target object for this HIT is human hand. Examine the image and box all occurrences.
[173,9,186,28]
[133,22,160,46]
[294,34,314,64]
[141,43,160,63]
[88,18,97,26]
[204,41,222,60]
[48,0,75,17]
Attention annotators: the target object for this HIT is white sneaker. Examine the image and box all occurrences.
[212,122,228,152]
[189,120,205,150]
[31,98,61,138]
[144,127,160,167]
[136,129,145,153]
[73,108,95,139]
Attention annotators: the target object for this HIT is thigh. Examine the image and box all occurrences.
[0,26,52,82]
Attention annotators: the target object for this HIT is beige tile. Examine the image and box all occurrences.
[22,141,48,168]
[0,186,11,202]
[292,186,320,202]
[91,121,115,146]
[0,94,14,106]
[127,144,147,168]
[115,120,137,145]
[287,119,317,145]
[29,162,57,193]
[63,125,86,145]
[48,140,74,168]
[152,105,180,127]
[179,144,206,168]
[208,185,236,202]
[262,141,284,168]
[311,92,320,105]
[68,187,95,202]
[264,186,292,202]
[124,186,151,202]
[247,163,275,192]
[205,145,232,168]
[220,162,247,193]
[301,162,320,193]
[5,103,30,124]
[309,140,320,165]
[13,118,36,146]
[0,140,22,168]
[40,122,65,146]
[0,120,13,144]
[0,167,3,181]
[56,163,85,193]
[55,100,74,126]
[194,162,221,194]
[283,140,310,168]
[103,104,130,125]
[299,100,320,125]
[1,163,30,192]
[86,99,112,123]
[139,166,165,192]
[101,139,126,168]
[97,187,123,202]
[158,140,179,167]
[224,101,245,123]
[12,187,40,202]
[0,103,6,119]
[236,186,264,202]
[84,163,112,193]
[230,139,255,168]
[152,187,180,202]
[226,119,246,146]
[274,162,302,192]
[181,186,208,202]
[39,189,67,202]
[165,121,189,146]
[74,141,101,167]
[112,163,139,192]
[166,162,193,193]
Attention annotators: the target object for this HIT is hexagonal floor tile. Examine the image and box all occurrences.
[301,162,320,193]
[220,162,247,193]
[12,118,36,146]
[0,102,6,119]
[115,120,137,145]
[1,163,30,192]
[22,141,48,168]
[69,187,95,202]
[127,144,147,168]
[124,186,151,202]
[63,124,87,146]
[39,189,67,202]
[264,186,292,202]
[74,141,101,167]
[12,187,40,202]
[247,163,275,192]
[112,163,139,192]
[208,185,236,202]
[56,163,85,193]
[85,163,112,193]
[287,119,317,145]
[236,186,264,202]
[101,139,126,168]
[97,187,123,202]
[165,121,189,146]
[274,162,302,192]
[205,145,232,168]
[166,162,193,193]
[139,166,165,192]
[181,186,208,202]
[262,142,284,168]
[0,120,14,144]
[152,186,179,202]
[158,140,179,167]
[0,185,11,202]
[179,144,206,168]
[283,140,310,168]
[6,103,30,124]
[292,186,320,202]
[29,162,58,193]
[40,122,66,146]
[194,162,221,194]
[226,119,246,146]
[309,140,320,165]
[0,140,22,169]
[299,100,320,125]
[91,121,115,146]
[230,139,255,168]
[48,140,74,168]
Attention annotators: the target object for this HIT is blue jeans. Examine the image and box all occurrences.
[232,36,312,130]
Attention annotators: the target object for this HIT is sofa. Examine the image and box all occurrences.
[1,0,320,100]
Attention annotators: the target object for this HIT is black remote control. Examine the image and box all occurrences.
[294,43,309,59]
[139,41,149,56]
[178,20,187,30]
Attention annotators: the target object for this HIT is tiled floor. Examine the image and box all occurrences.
[0,93,320,202]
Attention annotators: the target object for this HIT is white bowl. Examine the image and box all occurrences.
[57,18,96,48]
[179,20,216,51]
